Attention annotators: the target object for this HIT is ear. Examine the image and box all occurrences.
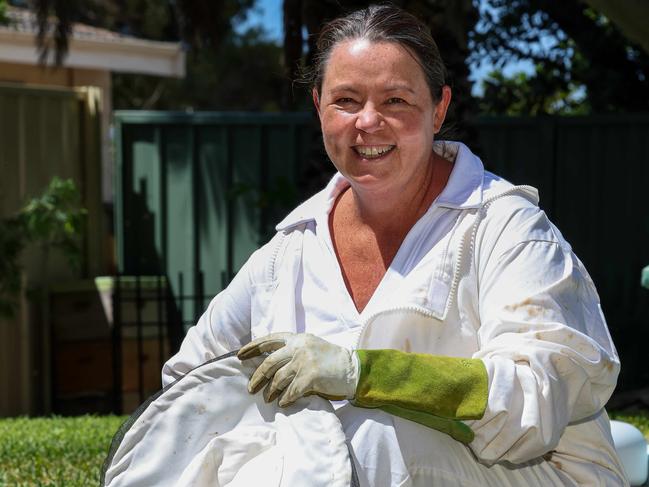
[312,88,322,118]
[433,85,452,134]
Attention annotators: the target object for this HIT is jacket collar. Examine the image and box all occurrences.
[275,174,348,231]
[275,141,485,231]
[433,141,484,209]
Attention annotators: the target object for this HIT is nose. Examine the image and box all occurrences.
[355,103,384,133]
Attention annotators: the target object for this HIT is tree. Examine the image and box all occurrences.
[16,0,284,111]
[24,0,649,116]
[0,0,8,24]
[472,0,649,114]
[29,0,255,63]
[478,69,588,116]
[113,26,285,111]
[582,0,649,54]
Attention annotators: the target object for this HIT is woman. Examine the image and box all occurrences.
[163,5,626,486]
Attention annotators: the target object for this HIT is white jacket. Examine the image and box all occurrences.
[164,142,627,486]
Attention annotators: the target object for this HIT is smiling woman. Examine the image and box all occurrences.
[161,5,628,487]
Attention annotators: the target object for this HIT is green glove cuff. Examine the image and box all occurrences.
[352,349,488,443]
[378,404,475,444]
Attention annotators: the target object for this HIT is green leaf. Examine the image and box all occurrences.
[0,177,87,317]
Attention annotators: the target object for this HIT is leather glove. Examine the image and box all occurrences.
[237,332,359,407]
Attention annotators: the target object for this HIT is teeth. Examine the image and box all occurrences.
[356,145,393,158]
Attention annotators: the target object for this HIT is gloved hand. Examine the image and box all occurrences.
[237,332,359,407]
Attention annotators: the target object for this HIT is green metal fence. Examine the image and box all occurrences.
[115,111,649,390]
[114,111,314,329]
[474,114,649,390]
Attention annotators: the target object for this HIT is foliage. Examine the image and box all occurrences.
[113,26,285,111]
[21,177,86,266]
[23,0,479,115]
[0,0,8,25]
[0,415,126,486]
[21,0,649,115]
[479,68,589,116]
[27,0,255,64]
[0,177,86,318]
[472,0,649,114]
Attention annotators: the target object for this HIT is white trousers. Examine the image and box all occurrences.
[337,405,576,487]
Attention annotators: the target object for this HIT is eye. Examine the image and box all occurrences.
[387,97,406,105]
[335,97,355,104]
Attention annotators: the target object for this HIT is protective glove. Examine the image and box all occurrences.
[237,332,359,407]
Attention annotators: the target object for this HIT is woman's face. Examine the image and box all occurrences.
[314,39,451,197]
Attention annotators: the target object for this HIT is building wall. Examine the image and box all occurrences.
[0,82,103,416]
[0,61,113,204]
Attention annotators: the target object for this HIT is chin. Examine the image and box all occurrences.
[345,172,392,192]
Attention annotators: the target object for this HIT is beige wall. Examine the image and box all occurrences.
[0,61,113,203]
[0,81,103,416]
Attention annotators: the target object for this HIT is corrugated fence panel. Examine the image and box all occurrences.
[121,125,163,275]
[552,117,649,390]
[164,125,196,325]
[230,124,263,274]
[475,115,649,390]
[115,112,313,331]
[196,126,229,296]
[474,117,556,215]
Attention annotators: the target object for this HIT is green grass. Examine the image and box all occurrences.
[0,415,126,487]
[0,411,647,485]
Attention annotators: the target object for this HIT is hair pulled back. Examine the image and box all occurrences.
[310,4,448,102]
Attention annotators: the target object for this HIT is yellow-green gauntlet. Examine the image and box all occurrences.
[353,349,488,444]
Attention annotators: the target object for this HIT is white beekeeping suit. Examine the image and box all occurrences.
[163,142,627,486]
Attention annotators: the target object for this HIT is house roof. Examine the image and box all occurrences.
[0,7,185,77]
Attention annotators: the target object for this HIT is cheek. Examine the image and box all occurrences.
[321,112,354,145]
[390,113,434,142]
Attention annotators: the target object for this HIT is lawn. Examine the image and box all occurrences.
[0,411,647,485]
[0,415,127,487]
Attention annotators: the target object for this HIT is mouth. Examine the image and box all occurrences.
[353,145,396,160]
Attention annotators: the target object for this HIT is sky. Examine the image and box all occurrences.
[234,0,536,97]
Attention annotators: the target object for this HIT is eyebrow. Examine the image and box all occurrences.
[327,84,361,94]
[327,83,416,95]
[384,84,416,94]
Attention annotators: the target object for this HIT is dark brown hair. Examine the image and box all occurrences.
[310,4,448,102]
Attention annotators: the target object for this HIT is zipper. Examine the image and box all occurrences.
[354,185,537,350]
[444,185,537,317]
[267,231,286,282]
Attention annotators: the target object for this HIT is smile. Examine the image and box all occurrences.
[353,145,395,159]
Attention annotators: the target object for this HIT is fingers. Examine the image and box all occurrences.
[248,346,293,393]
[264,362,296,403]
[237,332,294,360]
[278,376,308,408]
